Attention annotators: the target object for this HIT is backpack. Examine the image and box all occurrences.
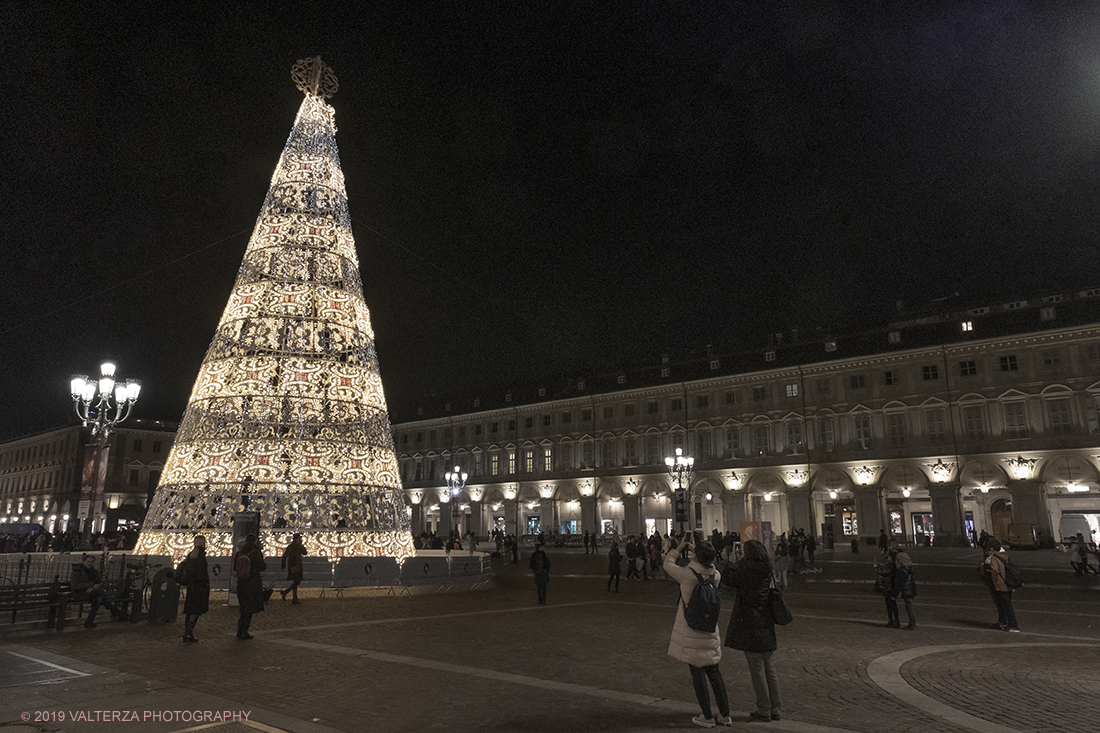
[1001,555,1024,589]
[234,553,251,581]
[682,569,721,633]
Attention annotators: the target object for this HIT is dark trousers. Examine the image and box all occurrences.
[535,581,547,604]
[184,613,201,638]
[993,590,1018,630]
[77,588,118,624]
[281,579,300,601]
[884,595,899,625]
[689,663,729,720]
[237,611,253,637]
[902,596,916,626]
[607,572,620,592]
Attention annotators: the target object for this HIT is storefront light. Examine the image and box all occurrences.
[829,491,837,499]
[902,488,911,498]
[1067,483,1089,493]
[763,493,773,502]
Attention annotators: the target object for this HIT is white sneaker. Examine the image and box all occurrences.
[716,715,733,727]
[692,715,716,728]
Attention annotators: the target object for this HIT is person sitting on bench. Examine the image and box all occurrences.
[71,555,123,628]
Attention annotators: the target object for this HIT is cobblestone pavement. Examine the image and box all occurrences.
[1,547,1098,733]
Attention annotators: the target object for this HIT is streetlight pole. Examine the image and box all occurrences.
[665,447,694,535]
[70,363,141,543]
[444,464,468,542]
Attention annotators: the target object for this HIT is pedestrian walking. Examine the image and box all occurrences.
[877,530,889,555]
[234,534,267,640]
[806,533,817,565]
[874,549,900,628]
[774,541,790,589]
[530,543,551,604]
[895,548,917,630]
[607,542,622,592]
[984,539,1020,632]
[177,535,210,643]
[724,539,782,722]
[583,530,590,554]
[279,533,306,603]
[664,535,730,728]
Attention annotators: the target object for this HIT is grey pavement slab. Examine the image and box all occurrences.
[0,548,1096,732]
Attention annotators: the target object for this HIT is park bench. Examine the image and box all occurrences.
[0,578,71,630]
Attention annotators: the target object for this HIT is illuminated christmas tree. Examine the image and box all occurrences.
[137,58,413,559]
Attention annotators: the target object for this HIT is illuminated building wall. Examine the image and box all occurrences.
[137,65,412,560]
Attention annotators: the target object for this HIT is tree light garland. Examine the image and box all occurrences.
[137,60,413,561]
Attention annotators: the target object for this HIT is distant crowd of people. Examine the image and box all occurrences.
[1,528,136,555]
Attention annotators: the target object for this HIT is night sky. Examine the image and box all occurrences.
[4,2,1100,439]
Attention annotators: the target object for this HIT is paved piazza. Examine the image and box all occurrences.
[1,547,1098,732]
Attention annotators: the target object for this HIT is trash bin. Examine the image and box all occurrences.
[851,538,859,554]
[148,567,179,623]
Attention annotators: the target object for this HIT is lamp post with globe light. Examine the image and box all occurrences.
[445,465,468,540]
[70,363,141,542]
[665,447,694,535]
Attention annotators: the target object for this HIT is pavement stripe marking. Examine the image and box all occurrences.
[267,637,859,733]
[6,651,91,678]
[169,718,288,733]
[866,643,1100,733]
[259,600,607,634]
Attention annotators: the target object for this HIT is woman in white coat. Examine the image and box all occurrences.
[664,535,731,728]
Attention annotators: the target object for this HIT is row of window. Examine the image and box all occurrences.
[0,437,75,467]
[400,345,1100,450]
[401,395,1100,483]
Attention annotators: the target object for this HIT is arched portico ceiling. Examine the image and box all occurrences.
[691,476,725,496]
[960,460,1008,489]
[517,483,541,501]
[641,478,671,497]
[1041,454,1100,485]
[881,464,929,491]
[556,482,582,501]
[809,468,852,493]
[745,471,785,493]
[597,479,623,500]
[481,486,509,503]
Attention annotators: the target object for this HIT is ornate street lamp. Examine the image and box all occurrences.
[665,447,694,534]
[70,363,141,441]
[69,362,141,541]
[445,464,468,535]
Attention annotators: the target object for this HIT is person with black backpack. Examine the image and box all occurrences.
[663,535,730,728]
[985,539,1021,632]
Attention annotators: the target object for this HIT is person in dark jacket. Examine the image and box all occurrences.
[875,549,900,627]
[530,543,551,604]
[607,542,622,592]
[724,539,782,722]
[70,554,123,628]
[178,535,210,643]
[894,549,917,630]
[235,534,267,640]
[279,533,307,603]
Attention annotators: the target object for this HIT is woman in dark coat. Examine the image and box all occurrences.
[234,534,267,640]
[279,533,306,604]
[874,549,900,628]
[179,535,210,643]
[724,539,782,722]
[607,542,622,592]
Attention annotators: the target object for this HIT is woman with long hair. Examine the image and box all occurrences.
[724,539,782,722]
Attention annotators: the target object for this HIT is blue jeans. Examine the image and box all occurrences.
[743,651,781,716]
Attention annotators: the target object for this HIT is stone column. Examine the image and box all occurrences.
[927,482,966,547]
[1007,479,1053,548]
[786,488,813,534]
[580,496,598,536]
[722,491,749,533]
[852,486,886,543]
[506,497,520,537]
[467,500,482,540]
[540,497,556,534]
[623,495,643,536]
